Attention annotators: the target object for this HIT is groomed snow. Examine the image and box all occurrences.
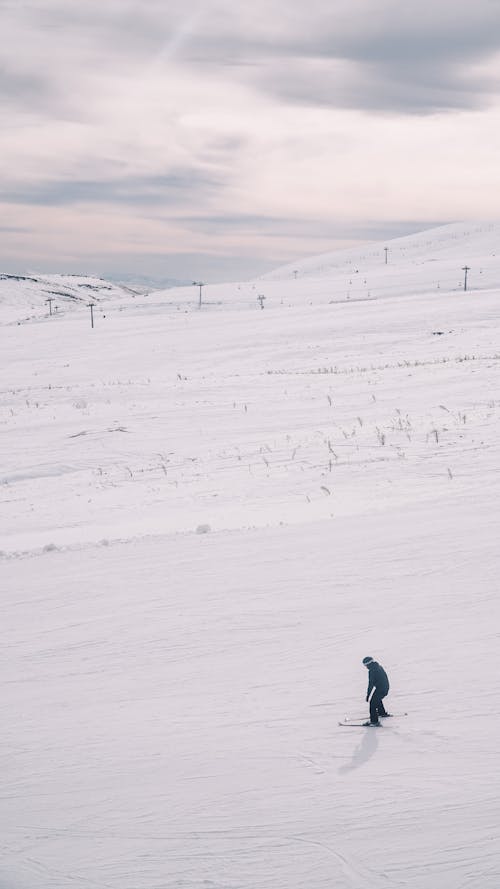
[2,222,500,888]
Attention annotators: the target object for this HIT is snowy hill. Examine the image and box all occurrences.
[263,220,500,280]
[0,272,143,325]
[153,221,500,314]
[2,222,500,889]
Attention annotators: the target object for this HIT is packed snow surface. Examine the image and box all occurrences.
[2,222,500,888]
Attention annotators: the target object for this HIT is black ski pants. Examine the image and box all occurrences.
[370,691,388,723]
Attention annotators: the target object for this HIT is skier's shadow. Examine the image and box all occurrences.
[338,727,379,773]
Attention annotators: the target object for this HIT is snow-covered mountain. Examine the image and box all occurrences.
[2,222,500,889]
[0,272,144,325]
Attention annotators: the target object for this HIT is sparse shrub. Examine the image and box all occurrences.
[196,524,211,534]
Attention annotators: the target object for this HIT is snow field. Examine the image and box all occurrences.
[2,222,500,887]
[2,285,500,553]
[2,502,499,888]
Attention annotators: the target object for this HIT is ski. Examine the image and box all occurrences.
[339,711,407,728]
[342,712,407,722]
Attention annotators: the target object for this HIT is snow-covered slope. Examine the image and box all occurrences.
[0,273,143,325]
[2,222,500,889]
[263,220,500,279]
[150,221,500,315]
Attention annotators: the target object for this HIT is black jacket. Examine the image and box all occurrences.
[367,661,389,697]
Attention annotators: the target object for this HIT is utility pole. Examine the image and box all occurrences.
[384,247,389,265]
[257,294,266,310]
[88,302,95,328]
[462,266,470,292]
[193,281,204,308]
[45,297,54,316]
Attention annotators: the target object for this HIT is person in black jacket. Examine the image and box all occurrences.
[363,656,390,725]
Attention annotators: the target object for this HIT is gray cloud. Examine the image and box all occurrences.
[0,1,185,116]
[257,57,494,114]
[1,171,223,207]
[179,214,449,241]
[3,1,500,117]
[0,65,58,113]
[28,1,174,58]
[174,1,500,113]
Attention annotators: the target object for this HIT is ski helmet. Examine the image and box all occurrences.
[362,656,374,665]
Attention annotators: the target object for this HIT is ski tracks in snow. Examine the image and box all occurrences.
[287,834,408,889]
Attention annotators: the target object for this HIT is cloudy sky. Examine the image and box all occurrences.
[2,0,500,283]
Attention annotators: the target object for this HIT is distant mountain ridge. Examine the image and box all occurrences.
[0,273,145,324]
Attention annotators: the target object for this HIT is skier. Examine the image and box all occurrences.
[363,656,390,725]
